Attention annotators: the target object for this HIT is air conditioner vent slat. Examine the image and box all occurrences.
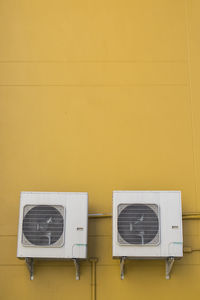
[22,205,64,247]
[117,204,159,245]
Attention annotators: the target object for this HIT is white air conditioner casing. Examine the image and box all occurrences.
[17,192,88,259]
[113,191,183,258]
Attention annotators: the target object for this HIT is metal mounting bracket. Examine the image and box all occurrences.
[73,259,80,280]
[120,257,126,280]
[25,258,34,280]
[165,257,174,280]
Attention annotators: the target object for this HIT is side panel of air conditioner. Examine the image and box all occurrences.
[162,194,183,257]
[17,192,88,259]
[112,191,183,258]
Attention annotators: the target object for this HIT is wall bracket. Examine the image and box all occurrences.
[25,258,81,280]
[165,257,174,279]
[25,258,34,280]
[73,258,80,280]
[120,257,126,280]
[119,257,175,280]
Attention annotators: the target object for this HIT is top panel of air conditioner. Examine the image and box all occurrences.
[17,192,88,259]
[112,191,183,258]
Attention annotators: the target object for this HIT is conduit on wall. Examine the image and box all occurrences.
[89,258,98,300]
[182,213,200,220]
[89,212,200,253]
[89,213,200,219]
[182,213,200,252]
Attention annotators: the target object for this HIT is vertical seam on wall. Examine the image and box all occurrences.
[184,0,198,211]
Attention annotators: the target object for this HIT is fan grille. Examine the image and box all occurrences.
[22,205,64,247]
[117,204,159,245]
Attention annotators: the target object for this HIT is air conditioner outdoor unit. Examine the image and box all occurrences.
[17,191,88,279]
[112,191,183,279]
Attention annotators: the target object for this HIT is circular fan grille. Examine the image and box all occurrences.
[23,205,64,246]
[118,204,159,245]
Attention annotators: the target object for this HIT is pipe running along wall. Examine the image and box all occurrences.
[88,212,200,253]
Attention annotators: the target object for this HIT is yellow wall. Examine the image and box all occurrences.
[0,0,200,299]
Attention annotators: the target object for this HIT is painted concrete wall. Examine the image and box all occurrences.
[0,1,200,299]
